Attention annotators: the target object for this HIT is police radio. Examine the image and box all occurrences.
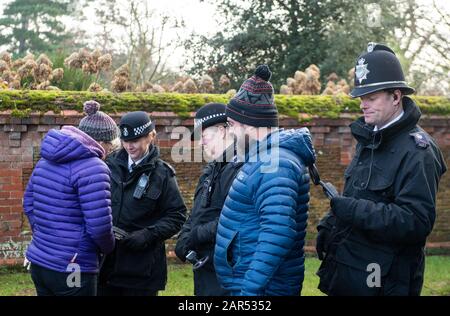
[133,173,150,199]
[308,164,339,200]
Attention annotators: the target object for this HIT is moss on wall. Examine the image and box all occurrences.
[0,90,449,119]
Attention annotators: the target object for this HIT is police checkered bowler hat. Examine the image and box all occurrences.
[192,103,227,140]
[119,111,155,141]
[350,42,415,98]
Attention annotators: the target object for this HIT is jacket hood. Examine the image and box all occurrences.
[40,125,105,163]
[249,128,316,167]
[277,128,316,166]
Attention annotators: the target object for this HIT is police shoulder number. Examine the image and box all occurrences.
[409,132,430,149]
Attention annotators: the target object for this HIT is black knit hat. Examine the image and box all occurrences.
[226,65,278,127]
[192,103,227,140]
[350,42,415,98]
[119,111,155,141]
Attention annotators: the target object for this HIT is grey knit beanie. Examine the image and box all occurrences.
[78,100,119,142]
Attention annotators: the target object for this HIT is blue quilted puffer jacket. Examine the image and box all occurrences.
[214,128,316,296]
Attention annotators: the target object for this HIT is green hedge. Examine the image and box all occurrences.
[0,90,449,119]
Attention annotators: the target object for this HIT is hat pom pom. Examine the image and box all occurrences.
[83,100,100,116]
[254,64,272,81]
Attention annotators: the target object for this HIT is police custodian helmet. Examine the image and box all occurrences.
[350,42,415,98]
[119,111,155,141]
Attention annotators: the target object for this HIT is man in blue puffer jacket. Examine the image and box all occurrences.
[214,65,316,296]
[23,104,116,296]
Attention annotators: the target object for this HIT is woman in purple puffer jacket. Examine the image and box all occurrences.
[23,101,117,296]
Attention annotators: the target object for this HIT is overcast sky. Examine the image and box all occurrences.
[79,0,220,69]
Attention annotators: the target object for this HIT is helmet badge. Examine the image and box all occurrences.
[356,58,370,84]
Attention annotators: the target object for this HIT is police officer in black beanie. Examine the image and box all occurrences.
[316,43,447,296]
[98,111,187,296]
[175,103,243,296]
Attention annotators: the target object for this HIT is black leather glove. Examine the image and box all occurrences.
[175,232,194,262]
[122,228,154,251]
[330,196,356,224]
[316,227,331,261]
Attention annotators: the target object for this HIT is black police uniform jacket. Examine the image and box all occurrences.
[99,145,187,291]
[175,147,243,296]
[317,97,447,296]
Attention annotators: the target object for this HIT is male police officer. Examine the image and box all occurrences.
[175,103,242,296]
[316,43,447,296]
[98,111,186,296]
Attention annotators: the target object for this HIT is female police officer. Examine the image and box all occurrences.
[98,111,186,296]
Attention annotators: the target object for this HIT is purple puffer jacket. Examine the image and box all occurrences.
[23,126,115,273]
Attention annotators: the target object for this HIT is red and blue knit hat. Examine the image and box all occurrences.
[226,64,278,127]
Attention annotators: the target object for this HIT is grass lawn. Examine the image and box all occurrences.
[1,256,449,296]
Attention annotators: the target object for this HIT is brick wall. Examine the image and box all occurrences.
[1,110,449,264]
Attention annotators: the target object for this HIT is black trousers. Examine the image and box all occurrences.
[30,263,97,296]
[97,284,158,296]
[194,265,229,296]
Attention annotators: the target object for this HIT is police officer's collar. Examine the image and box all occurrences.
[128,149,150,172]
[373,110,404,132]
[133,145,159,168]
[109,145,159,170]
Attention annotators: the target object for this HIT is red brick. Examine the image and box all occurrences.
[8,132,22,140]
[37,125,52,132]
[10,162,33,168]
[3,125,27,132]
[11,176,22,184]
[10,206,24,213]
[55,116,65,124]
[0,214,21,221]
[314,139,324,146]
[8,140,21,147]
[0,199,22,206]
[311,126,331,133]
[63,117,81,125]
[10,117,22,124]
[0,206,11,213]
[0,169,21,177]
[0,191,10,199]
[10,191,23,199]
[20,116,40,125]
[1,184,22,191]
[5,220,22,229]
[0,176,11,184]
[42,115,56,124]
